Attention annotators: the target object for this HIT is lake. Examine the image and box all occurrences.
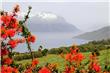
[15,32,89,53]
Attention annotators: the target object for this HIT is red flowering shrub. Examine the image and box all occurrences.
[64,46,85,73]
[1,48,9,56]
[32,59,39,67]
[70,47,78,54]
[4,57,13,65]
[38,67,51,73]
[1,26,8,39]
[1,5,37,73]
[1,65,13,73]
[27,35,36,43]
[65,53,72,62]
[72,53,84,62]
[7,29,16,37]
[1,15,11,26]
[93,63,101,72]
[65,47,84,62]
[24,66,32,73]
[63,45,103,73]
[1,65,19,73]
[64,65,75,73]
[8,40,17,48]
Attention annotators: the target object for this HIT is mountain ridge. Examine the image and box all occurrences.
[74,26,110,41]
[26,12,80,33]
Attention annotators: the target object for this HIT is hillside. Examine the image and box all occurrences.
[74,26,110,41]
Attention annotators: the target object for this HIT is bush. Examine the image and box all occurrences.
[48,47,68,54]
[41,49,48,56]
[14,51,43,61]
[48,48,59,54]
[33,51,43,58]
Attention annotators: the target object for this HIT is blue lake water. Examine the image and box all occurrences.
[15,32,89,53]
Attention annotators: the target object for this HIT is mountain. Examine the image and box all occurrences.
[27,12,80,33]
[74,26,110,41]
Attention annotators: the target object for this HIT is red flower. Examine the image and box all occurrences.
[93,63,101,72]
[70,48,79,54]
[8,40,17,48]
[1,48,9,56]
[7,29,16,37]
[12,67,19,73]
[65,53,72,62]
[15,38,26,43]
[64,65,75,73]
[1,27,8,39]
[72,53,84,62]
[64,65,70,73]
[1,34,8,39]
[1,14,18,28]
[39,67,51,73]
[1,65,13,73]
[27,35,36,43]
[32,59,39,67]
[1,15,11,27]
[11,22,18,28]
[1,65,18,73]
[4,57,13,65]
[24,68,32,73]
[10,17,18,28]
[70,66,75,72]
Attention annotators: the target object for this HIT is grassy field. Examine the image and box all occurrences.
[16,49,110,71]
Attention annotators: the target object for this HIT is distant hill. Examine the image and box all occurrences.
[74,26,110,41]
[27,12,80,33]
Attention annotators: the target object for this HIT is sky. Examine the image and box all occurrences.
[1,0,109,2]
[1,0,110,32]
[1,0,109,52]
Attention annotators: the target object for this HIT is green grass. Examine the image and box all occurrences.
[15,49,110,71]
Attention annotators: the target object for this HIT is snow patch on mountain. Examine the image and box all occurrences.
[36,12,58,20]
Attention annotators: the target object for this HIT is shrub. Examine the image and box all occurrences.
[41,49,48,56]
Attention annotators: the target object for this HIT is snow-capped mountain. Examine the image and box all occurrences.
[26,12,80,33]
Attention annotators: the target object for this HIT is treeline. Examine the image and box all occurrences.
[78,39,110,52]
[13,47,67,61]
[13,39,110,61]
